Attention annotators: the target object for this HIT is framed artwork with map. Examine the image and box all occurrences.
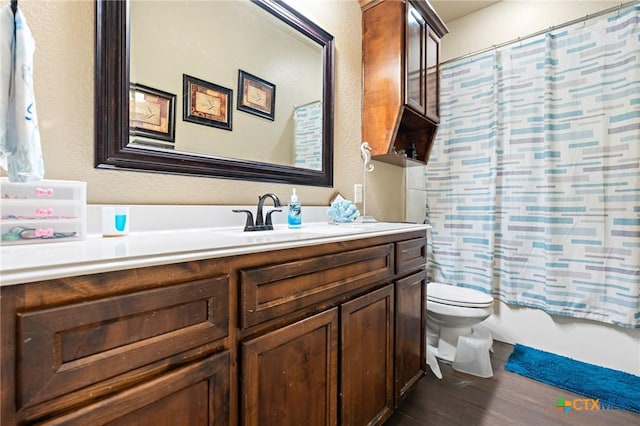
[237,70,276,121]
[129,83,176,142]
[183,74,233,131]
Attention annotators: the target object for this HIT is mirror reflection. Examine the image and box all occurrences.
[95,0,334,186]
[129,0,323,170]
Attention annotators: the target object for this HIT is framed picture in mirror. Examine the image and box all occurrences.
[129,83,176,142]
[238,70,276,121]
[183,74,233,131]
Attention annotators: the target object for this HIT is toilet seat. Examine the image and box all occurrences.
[427,283,493,308]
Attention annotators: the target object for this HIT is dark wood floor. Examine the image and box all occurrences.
[386,341,640,426]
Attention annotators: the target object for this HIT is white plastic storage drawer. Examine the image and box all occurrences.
[1,178,86,245]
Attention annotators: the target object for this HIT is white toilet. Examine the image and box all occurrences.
[426,282,494,371]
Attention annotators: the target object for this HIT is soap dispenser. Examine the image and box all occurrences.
[288,188,302,229]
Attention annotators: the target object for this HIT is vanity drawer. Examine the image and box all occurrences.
[15,276,229,411]
[395,238,427,275]
[240,243,394,328]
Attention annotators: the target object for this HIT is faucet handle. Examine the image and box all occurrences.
[232,209,256,231]
[264,209,282,230]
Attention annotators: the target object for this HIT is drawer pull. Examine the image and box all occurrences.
[35,208,54,217]
[35,228,54,237]
[35,187,54,197]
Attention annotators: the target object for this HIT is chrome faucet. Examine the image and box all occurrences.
[233,193,282,231]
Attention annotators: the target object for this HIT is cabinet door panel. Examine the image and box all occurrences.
[395,270,427,404]
[361,0,404,158]
[425,28,440,122]
[406,2,427,115]
[242,308,338,426]
[17,277,229,410]
[341,284,394,426]
[40,351,230,426]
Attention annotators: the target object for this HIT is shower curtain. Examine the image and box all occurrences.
[426,3,640,328]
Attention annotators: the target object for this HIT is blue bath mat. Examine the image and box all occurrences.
[504,344,640,414]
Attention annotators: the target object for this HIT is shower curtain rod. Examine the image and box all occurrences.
[440,0,638,66]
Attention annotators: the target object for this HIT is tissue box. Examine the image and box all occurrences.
[1,178,87,245]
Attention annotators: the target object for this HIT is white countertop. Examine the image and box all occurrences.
[1,221,429,286]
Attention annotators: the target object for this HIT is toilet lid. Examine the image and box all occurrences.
[427,283,494,308]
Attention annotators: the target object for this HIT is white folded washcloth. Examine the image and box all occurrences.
[0,4,44,182]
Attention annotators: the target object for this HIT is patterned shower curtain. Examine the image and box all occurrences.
[426,3,640,328]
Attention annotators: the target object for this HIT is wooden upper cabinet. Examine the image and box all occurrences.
[361,0,447,166]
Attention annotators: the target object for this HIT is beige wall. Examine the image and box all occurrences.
[9,0,405,221]
[441,0,620,62]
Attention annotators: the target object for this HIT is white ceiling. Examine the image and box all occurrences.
[430,0,502,23]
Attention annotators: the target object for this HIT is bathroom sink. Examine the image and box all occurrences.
[211,223,367,244]
[302,224,365,234]
[262,224,366,235]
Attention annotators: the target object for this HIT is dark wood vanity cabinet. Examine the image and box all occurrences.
[240,234,426,426]
[1,231,427,425]
[242,284,398,426]
[1,271,232,425]
[361,0,447,166]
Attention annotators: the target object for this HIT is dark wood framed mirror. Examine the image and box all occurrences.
[95,0,334,187]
